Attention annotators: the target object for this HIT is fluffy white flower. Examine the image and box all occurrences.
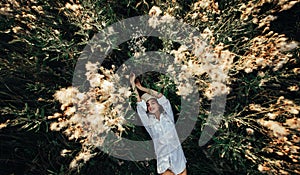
[101,80,115,93]
[88,74,103,87]
[149,6,162,17]
[85,61,99,73]
[160,14,175,23]
[53,87,79,105]
[176,83,193,96]
[148,17,160,28]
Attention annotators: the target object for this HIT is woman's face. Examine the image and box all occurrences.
[146,99,160,114]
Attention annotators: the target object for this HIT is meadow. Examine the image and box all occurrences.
[0,0,299,174]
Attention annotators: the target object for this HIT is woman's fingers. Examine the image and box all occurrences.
[129,72,136,84]
[135,80,142,89]
[130,72,135,79]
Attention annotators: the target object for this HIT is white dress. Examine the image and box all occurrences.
[137,95,187,174]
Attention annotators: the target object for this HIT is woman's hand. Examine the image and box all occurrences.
[135,78,143,90]
[129,72,136,87]
[130,72,144,90]
[129,72,141,102]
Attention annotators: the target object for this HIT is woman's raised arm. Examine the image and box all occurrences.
[129,72,141,102]
[135,79,163,99]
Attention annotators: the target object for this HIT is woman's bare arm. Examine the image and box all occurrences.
[130,73,141,102]
[135,79,163,98]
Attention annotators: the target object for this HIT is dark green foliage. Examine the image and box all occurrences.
[0,0,299,174]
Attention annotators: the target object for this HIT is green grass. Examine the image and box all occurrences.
[1,0,299,174]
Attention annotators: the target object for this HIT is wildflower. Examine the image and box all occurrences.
[149,6,162,17]
[255,58,266,66]
[288,85,299,92]
[160,14,175,23]
[280,41,298,51]
[293,68,300,74]
[61,149,72,157]
[238,3,247,11]
[69,159,78,169]
[280,1,298,11]
[47,112,62,119]
[191,12,198,19]
[31,5,44,14]
[92,103,106,114]
[249,104,262,111]
[101,80,115,93]
[77,151,94,162]
[50,122,63,131]
[85,61,99,73]
[276,151,284,156]
[69,127,82,140]
[117,123,125,132]
[201,27,213,39]
[204,82,229,99]
[258,164,271,173]
[176,82,193,96]
[259,120,289,137]
[53,87,79,105]
[194,43,208,58]
[88,74,103,88]
[53,29,60,35]
[76,92,85,102]
[257,72,265,78]
[266,112,278,120]
[200,15,209,22]
[22,13,37,20]
[263,147,273,153]
[12,26,22,33]
[292,135,300,143]
[64,106,76,116]
[272,124,289,137]
[246,128,254,135]
[0,122,8,129]
[287,107,299,115]
[285,118,300,129]
[244,67,253,73]
[148,17,160,29]
[252,18,258,24]
[65,3,82,12]
[188,60,204,76]
[118,87,132,98]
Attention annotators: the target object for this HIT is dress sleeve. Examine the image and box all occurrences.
[136,100,152,132]
[157,95,175,122]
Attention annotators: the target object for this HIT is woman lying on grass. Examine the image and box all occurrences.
[130,73,187,175]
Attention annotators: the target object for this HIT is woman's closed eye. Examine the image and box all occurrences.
[147,102,156,106]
